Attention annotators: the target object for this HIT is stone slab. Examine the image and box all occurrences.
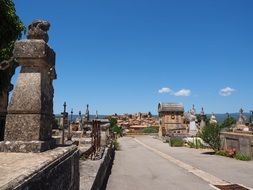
[14,39,55,67]
[0,145,79,190]
[0,139,55,153]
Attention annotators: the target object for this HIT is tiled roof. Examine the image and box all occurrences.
[158,102,184,112]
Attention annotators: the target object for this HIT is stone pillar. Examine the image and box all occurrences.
[0,20,57,152]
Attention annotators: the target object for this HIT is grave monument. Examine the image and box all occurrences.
[0,20,56,152]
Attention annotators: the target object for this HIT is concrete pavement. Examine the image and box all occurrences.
[106,136,253,190]
[136,135,253,189]
[106,136,214,190]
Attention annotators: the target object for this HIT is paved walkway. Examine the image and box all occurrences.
[106,136,253,190]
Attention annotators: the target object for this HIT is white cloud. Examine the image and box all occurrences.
[174,89,191,97]
[158,87,172,94]
[219,87,235,96]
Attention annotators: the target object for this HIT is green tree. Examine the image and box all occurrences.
[109,117,122,135]
[0,0,25,61]
[0,0,25,89]
[109,117,117,127]
[112,125,123,134]
[0,0,25,140]
[200,123,221,152]
[220,117,236,129]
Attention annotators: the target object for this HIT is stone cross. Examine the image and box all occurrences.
[0,20,56,152]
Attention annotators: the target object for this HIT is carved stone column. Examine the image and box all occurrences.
[0,20,57,152]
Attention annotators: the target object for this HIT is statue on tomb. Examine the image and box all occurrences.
[236,108,249,131]
[200,107,206,129]
[237,108,247,125]
[189,105,197,135]
[189,104,196,121]
[210,112,218,124]
[27,20,50,42]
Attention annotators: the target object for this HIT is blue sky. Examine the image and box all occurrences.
[13,0,253,115]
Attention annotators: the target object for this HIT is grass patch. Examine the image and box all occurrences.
[215,150,251,161]
[234,153,251,161]
[215,150,229,157]
[188,139,206,149]
[170,137,184,147]
[142,127,158,134]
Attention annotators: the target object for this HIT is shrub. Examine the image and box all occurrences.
[234,153,251,161]
[220,117,236,129]
[143,127,158,134]
[215,150,228,157]
[112,125,122,134]
[170,137,184,147]
[200,123,221,152]
[110,118,118,127]
[113,140,120,151]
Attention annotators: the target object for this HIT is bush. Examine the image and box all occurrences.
[220,117,236,129]
[143,127,158,134]
[113,140,120,151]
[200,123,221,152]
[234,153,251,161]
[112,125,123,134]
[110,118,118,127]
[170,137,184,147]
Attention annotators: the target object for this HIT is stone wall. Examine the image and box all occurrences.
[91,147,115,190]
[220,132,253,158]
[1,146,79,190]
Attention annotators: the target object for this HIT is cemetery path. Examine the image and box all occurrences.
[106,136,253,190]
[135,135,253,189]
[106,136,215,190]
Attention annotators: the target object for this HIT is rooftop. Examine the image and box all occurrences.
[158,102,184,113]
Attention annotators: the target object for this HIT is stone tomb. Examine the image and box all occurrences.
[0,20,56,152]
[158,102,187,137]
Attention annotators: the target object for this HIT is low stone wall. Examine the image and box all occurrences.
[220,132,253,158]
[91,147,115,190]
[0,145,79,190]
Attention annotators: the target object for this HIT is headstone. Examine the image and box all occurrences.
[200,107,206,129]
[0,20,56,152]
[210,113,218,124]
[189,105,197,136]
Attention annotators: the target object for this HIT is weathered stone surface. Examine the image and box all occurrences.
[4,114,52,141]
[0,20,56,153]
[0,145,79,190]
[220,132,253,158]
[0,139,55,153]
[7,73,41,113]
[13,40,55,67]
[80,147,114,190]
